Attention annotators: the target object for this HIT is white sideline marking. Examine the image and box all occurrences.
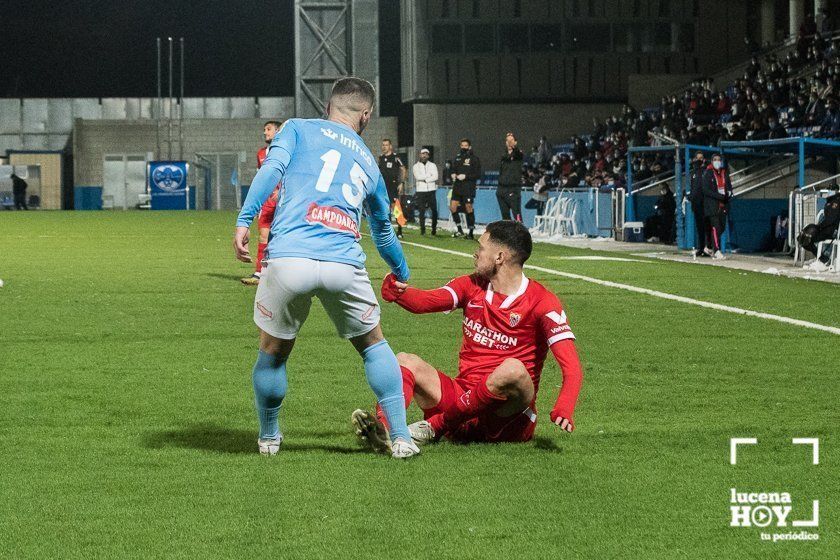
[548,256,653,263]
[401,241,840,336]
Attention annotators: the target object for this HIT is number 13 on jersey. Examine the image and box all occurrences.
[315,149,368,208]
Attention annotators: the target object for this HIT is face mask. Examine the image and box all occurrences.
[713,161,723,170]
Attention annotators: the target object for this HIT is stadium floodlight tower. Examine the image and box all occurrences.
[294,0,380,118]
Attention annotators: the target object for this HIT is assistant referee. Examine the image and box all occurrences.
[378,138,406,238]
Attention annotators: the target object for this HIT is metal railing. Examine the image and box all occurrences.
[631,173,676,195]
[730,156,800,196]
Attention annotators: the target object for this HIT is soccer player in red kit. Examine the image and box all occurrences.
[352,220,583,450]
[241,120,284,285]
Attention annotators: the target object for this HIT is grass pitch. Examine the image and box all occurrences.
[1,211,837,559]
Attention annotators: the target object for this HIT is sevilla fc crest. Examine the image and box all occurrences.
[509,312,521,327]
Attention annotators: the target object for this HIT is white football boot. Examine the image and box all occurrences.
[408,420,436,445]
[351,409,391,454]
[257,435,283,456]
[390,438,421,459]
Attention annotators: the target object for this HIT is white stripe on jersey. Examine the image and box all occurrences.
[546,310,567,325]
[442,285,459,310]
[547,331,576,345]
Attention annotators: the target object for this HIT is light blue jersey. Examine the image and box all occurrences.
[236,118,409,280]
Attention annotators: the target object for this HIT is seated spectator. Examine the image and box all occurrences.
[805,93,827,125]
[798,192,840,271]
[767,116,788,139]
[820,98,840,135]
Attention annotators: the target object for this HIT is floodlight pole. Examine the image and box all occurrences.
[168,37,174,160]
[156,38,161,160]
[179,37,185,162]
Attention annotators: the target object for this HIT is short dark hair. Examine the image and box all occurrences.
[381,138,392,144]
[329,77,376,110]
[264,120,283,128]
[486,220,532,266]
[459,138,471,145]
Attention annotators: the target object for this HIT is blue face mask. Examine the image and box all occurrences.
[713,160,723,170]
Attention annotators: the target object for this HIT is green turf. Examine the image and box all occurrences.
[0,212,837,559]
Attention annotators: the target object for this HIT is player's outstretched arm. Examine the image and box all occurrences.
[548,339,583,433]
[367,175,410,281]
[233,121,297,261]
[380,273,461,314]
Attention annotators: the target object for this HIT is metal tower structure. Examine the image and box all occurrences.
[294,0,380,118]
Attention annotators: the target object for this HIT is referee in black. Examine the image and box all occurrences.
[378,138,406,238]
[449,138,482,239]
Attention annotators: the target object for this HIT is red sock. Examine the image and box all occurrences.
[256,242,267,273]
[429,375,506,434]
[376,366,416,430]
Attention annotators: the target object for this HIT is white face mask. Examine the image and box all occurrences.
[713,160,723,170]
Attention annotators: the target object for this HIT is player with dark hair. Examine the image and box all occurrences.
[234,77,419,458]
[352,220,583,450]
[242,120,284,285]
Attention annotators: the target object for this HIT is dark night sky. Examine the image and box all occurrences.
[0,1,403,116]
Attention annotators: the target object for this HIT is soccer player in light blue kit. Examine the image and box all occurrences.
[233,77,420,459]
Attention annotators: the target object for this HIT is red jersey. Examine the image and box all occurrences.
[257,146,281,223]
[443,274,574,391]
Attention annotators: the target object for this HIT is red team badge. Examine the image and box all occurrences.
[509,312,521,327]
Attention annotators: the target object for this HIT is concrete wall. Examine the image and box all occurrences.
[73,116,398,188]
[628,74,701,108]
[413,102,622,167]
[402,0,749,103]
[0,97,293,156]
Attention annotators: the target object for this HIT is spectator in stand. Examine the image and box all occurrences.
[789,95,808,126]
[525,166,550,216]
[412,148,439,236]
[805,92,827,125]
[820,98,840,136]
[497,132,524,221]
[536,136,552,166]
[701,154,732,260]
[767,115,788,139]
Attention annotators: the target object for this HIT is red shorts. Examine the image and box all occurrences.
[257,187,280,229]
[423,371,537,443]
